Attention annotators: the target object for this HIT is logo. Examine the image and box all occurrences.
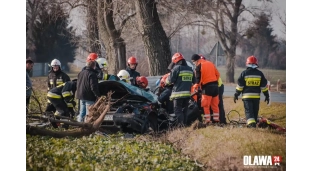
[243,155,282,168]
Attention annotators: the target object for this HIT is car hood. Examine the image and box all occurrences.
[98,80,158,103]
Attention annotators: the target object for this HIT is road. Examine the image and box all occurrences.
[147,76,286,103]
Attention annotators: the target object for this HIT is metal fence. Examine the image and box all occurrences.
[30,63,50,77]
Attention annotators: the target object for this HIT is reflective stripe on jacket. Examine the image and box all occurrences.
[47,81,76,102]
[169,64,195,100]
[236,68,268,100]
[47,70,70,90]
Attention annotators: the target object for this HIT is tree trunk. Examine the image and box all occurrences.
[97,0,127,74]
[225,51,235,83]
[134,0,171,76]
[87,0,102,55]
[114,39,127,74]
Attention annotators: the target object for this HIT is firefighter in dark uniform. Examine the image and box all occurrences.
[46,59,71,113]
[234,56,270,128]
[126,56,141,87]
[168,53,195,126]
[47,79,77,128]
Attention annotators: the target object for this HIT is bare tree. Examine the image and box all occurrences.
[86,0,102,55]
[97,0,136,74]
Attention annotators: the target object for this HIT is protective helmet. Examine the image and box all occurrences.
[171,53,184,64]
[51,59,61,67]
[127,56,138,65]
[117,70,130,83]
[136,76,148,89]
[199,54,206,60]
[96,58,108,70]
[160,73,170,88]
[246,55,258,66]
[87,53,98,61]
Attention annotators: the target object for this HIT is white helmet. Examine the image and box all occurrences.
[117,70,130,84]
[96,58,108,70]
[51,59,61,67]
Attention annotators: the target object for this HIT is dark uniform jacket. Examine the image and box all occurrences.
[168,61,195,100]
[126,67,140,86]
[76,67,101,101]
[47,69,70,90]
[47,81,77,107]
[235,67,269,100]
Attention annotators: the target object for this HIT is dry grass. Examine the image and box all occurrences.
[147,97,287,171]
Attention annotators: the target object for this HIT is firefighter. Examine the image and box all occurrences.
[192,54,220,124]
[95,58,121,81]
[157,62,175,114]
[46,59,71,114]
[117,69,131,84]
[168,53,195,126]
[234,56,270,128]
[47,79,77,129]
[136,76,149,90]
[82,53,103,80]
[126,56,141,86]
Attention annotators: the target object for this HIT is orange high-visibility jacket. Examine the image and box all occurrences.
[196,60,220,85]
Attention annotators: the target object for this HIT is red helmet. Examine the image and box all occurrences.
[199,54,206,60]
[87,53,98,61]
[127,56,138,64]
[246,56,258,65]
[160,73,170,88]
[172,53,184,64]
[136,76,148,89]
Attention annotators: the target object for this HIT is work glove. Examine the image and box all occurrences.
[234,93,239,103]
[264,95,270,104]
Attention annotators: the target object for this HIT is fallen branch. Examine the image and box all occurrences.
[26,91,114,138]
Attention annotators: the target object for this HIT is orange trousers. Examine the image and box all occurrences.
[201,94,219,122]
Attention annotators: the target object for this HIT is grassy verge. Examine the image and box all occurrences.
[27,77,286,170]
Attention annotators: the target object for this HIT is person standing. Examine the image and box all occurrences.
[234,56,270,128]
[126,56,140,86]
[168,53,195,126]
[76,60,101,122]
[209,77,226,124]
[26,59,34,113]
[191,54,220,124]
[198,55,227,124]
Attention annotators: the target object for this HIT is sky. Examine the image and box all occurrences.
[243,0,286,39]
[270,0,286,39]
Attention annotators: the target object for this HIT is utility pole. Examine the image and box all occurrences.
[215,41,218,67]
[197,25,199,53]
